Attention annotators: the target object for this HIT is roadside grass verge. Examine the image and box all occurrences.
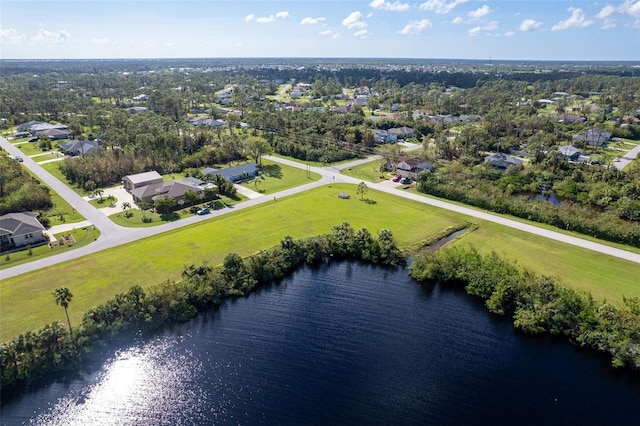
[15,142,49,157]
[1,183,639,342]
[240,158,321,194]
[0,226,100,270]
[340,159,391,183]
[107,193,248,227]
[23,167,86,226]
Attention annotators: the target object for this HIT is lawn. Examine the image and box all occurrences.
[0,226,100,270]
[15,142,49,157]
[40,161,88,196]
[1,183,639,342]
[239,158,321,194]
[108,193,247,227]
[340,159,391,183]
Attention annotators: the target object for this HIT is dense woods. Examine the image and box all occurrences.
[0,156,52,215]
[409,246,640,370]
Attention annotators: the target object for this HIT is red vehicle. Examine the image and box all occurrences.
[392,175,401,182]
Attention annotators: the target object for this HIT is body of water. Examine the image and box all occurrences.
[2,262,640,425]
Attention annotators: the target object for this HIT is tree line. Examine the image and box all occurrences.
[0,223,405,394]
[409,245,640,370]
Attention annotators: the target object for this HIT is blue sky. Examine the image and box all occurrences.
[1,1,639,60]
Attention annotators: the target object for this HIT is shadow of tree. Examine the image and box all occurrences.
[261,164,283,179]
[362,198,377,205]
[160,212,181,222]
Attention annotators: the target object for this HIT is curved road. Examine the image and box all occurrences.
[2,137,639,281]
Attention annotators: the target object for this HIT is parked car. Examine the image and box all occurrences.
[28,137,39,142]
[196,207,210,215]
[400,177,411,184]
[15,156,23,162]
[392,175,402,182]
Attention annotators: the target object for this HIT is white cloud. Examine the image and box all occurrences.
[519,19,543,31]
[468,5,491,21]
[419,0,468,14]
[251,11,289,24]
[468,26,481,36]
[369,0,410,12]
[504,31,515,36]
[343,11,368,29]
[468,21,498,36]
[595,1,640,29]
[32,28,70,45]
[551,7,593,31]
[452,16,464,24]
[332,33,342,39]
[353,29,370,38]
[0,28,26,45]
[301,17,325,25]
[319,29,332,36]
[91,37,110,45]
[398,19,432,35]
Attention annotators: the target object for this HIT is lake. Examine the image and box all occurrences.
[2,262,640,425]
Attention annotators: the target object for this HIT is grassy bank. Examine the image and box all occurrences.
[1,183,639,342]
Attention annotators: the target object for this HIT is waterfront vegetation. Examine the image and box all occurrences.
[409,246,640,370]
[0,224,405,392]
[2,184,639,343]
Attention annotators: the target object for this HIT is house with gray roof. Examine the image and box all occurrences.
[574,129,612,147]
[122,171,163,191]
[557,145,581,161]
[0,212,46,251]
[60,140,101,156]
[131,180,202,204]
[202,163,257,183]
[484,153,523,170]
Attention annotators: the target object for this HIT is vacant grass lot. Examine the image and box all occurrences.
[1,183,639,342]
[341,160,392,183]
[240,158,321,194]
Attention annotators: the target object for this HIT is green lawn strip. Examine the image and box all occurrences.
[400,185,640,255]
[39,162,88,197]
[22,166,86,226]
[0,226,100,270]
[340,160,391,183]
[88,197,118,208]
[269,152,369,168]
[458,221,640,304]
[239,158,321,194]
[15,142,49,157]
[2,183,639,342]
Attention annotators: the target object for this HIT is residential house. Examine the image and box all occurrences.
[484,153,523,170]
[188,117,226,128]
[127,106,148,114]
[373,129,396,144]
[0,212,47,251]
[122,171,163,191]
[202,163,257,183]
[573,129,612,147]
[38,128,70,140]
[388,127,416,140]
[557,145,581,161]
[131,180,202,205]
[394,156,433,179]
[557,113,585,123]
[59,140,101,156]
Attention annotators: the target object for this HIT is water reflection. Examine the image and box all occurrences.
[32,337,209,426]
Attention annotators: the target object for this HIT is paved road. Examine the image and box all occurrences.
[613,143,640,170]
[2,137,639,280]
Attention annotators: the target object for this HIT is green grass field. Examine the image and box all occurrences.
[341,160,392,183]
[1,183,639,343]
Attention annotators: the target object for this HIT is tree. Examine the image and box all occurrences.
[357,181,368,201]
[52,287,73,335]
[155,196,175,214]
[245,136,272,166]
[121,201,132,217]
[94,188,104,202]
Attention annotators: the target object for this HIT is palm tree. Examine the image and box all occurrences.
[94,188,104,202]
[122,201,132,217]
[53,287,73,335]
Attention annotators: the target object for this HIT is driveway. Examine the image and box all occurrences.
[613,143,640,170]
[83,185,135,216]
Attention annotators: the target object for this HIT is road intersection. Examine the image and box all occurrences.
[1,136,639,281]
